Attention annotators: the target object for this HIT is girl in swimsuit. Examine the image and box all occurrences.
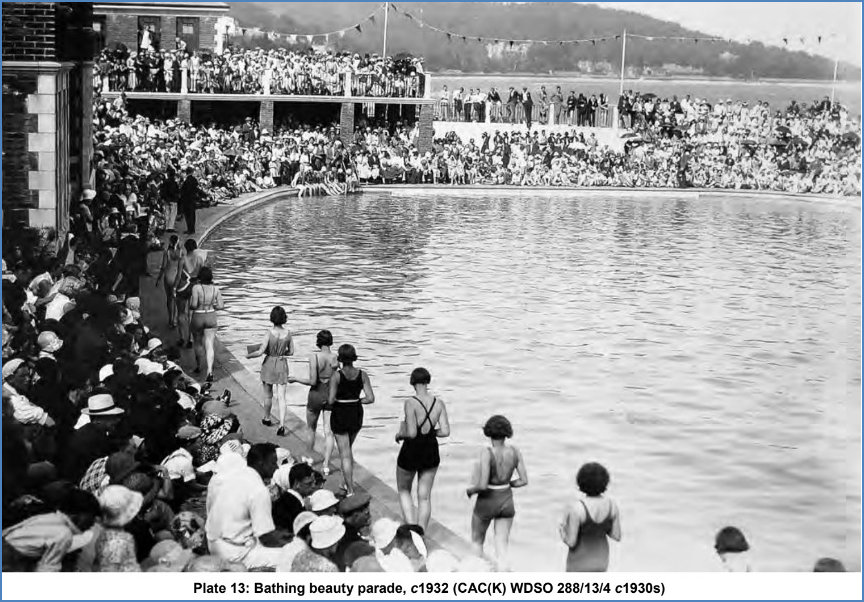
[466,415,527,570]
[175,238,208,348]
[289,329,337,474]
[560,462,621,572]
[247,306,294,435]
[327,344,375,496]
[395,367,451,531]
[156,235,182,328]
[188,267,224,382]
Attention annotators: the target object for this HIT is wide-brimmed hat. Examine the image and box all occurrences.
[372,517,399,549]
[310,515,346,550]
[146,539,194,572]
[2,358,26,381]
[98,364,114,382]
[293,510,318,536]
[309,489,339,513]
[82,393,124,416]
[37,331,63,354]
[99,485,143,527]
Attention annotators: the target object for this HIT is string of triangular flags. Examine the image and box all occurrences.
[237,2,386,45]
[389,3,837,48]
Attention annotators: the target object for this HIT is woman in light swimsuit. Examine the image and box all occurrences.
[247,306,294,435]
[175,238,208,348]
[289,329,338,474]
[560,462,621,572]
[396,367,450,531]
[156,235,182,328]
[327,344,375,495]
[466,415,527,570]
[188,267,224,382]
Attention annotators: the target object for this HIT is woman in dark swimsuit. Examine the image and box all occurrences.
[395,367,450,531]
[328,344,375,496]
[466,415,527,569]
[560,462,621,572]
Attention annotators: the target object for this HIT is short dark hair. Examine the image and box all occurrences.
[813,557,845,572]
[714,526,749,554]
[409,367,431,386]
[246,442,277,469]
[316,329,333,348]
[270,306,287,326]
[289,462,314,487]
[57,487,100,518]
[184,238,197,252]
[483,415,512,439]
[198,267,213,285]
[338,344,357,365]
[576,462,610,497]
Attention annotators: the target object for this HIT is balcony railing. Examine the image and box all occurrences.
[432,99,613,128]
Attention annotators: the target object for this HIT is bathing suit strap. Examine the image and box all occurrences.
[413,396,436,433]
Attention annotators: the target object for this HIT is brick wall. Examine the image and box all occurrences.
[104,13,139,50]
[2,71,39,226]
[260,100,274,131]
[101,12,224,52]
[200,16,217,50]
[2,2,59,62]
[340,103,355,147]
[416,105,434,153]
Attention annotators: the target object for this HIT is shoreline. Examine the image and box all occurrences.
[431,73,862,86]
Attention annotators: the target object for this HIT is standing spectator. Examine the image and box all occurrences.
[179,168,199,235]
[507,87,521,124]
[522,88,533,130]
[551,86,564,124]
[160,168,179,232]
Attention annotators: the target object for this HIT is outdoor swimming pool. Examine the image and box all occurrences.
[206,189,861,571]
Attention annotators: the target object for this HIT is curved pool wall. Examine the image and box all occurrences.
[196,184,860,571]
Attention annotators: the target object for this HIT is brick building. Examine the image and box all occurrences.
[93,2,230,53]
[2,2,96,235]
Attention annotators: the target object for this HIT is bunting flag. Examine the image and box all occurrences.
[287,34,297,44]
[232,2,385,45]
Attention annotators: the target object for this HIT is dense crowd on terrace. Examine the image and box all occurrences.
[94,45,426,98]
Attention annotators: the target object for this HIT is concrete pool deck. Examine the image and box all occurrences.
[138,183,855,562]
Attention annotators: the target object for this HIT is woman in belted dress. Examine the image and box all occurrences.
[247,306,294,436]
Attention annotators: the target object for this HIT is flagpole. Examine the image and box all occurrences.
[619,29,627,96]
[382,2,390,58]
[831,55,839,104]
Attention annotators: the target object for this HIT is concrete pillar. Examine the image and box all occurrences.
[423,73,432,99]
[80,62,95,189]
[177,99,191,122]
[260,100,274,131]
[416,104,434,154]
[339,102,355,147]
[548,104,556,126]
[485,102,491,124]
[181,67,188,94]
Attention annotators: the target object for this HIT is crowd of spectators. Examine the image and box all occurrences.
[94,45,425,98]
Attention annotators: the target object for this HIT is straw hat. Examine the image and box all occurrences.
[309,489,339,513]
[82,393,124,416]
[309,515,345,550]
[99,485,143,527]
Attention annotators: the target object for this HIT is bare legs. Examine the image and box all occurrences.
[262,382,274,424]
[396,467,417,524]
[274,384,287,429]
[335,432,358,494]
[470,513,513,570]
[202,327,216,378]
[165,289,177,328]
[396,467,438,531]
[306,408,334,469]
[192,328,204,373]
[177,300,190,345]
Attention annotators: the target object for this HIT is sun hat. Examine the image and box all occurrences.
[97,364,114,383]
[145,338,163,354]
[82,393,124,416]
[147,540,194,572]
[2,358,26,381]
[161,448,196,482]
[81,189,97,201]
[37,331,63,354]
[309,515,346,550]
[293,510,317,536]
[371,517,399,549]
[99,485,143,527]
[309,489,339,513]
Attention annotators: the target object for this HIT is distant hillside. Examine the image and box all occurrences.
[229,2,861,81]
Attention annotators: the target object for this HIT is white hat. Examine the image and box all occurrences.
[275,447,293,466]
[293,511,318,536]
[2,358,26,381]
[309,515,345,550]
[99,485,143,527]
[82,393,124,416]
[161,448,196,482]
[145,338,163,353]
[271,463,292,492]
[135,358,165,376]
[37,331,63,354]
[309,489,339,513]
[98,364,114,382]
[371,517,399,549]
[81,189,97,201]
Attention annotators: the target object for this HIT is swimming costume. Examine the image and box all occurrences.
[330,369,364,435]
[260,332,290,385]
[190,284,218,332]
[306,351,337,414]
[565,499,615,572]
[472,447,515,521]
[396,397,440,473]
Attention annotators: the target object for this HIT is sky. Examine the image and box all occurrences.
[593,2,863,66]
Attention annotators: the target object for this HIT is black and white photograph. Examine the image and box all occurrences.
[0,0,861,591]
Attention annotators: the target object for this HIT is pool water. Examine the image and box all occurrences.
[206,190,861,571]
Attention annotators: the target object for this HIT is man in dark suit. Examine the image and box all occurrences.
[179,167,199,235]
[507,87,522,124]
[271,463,318,532]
